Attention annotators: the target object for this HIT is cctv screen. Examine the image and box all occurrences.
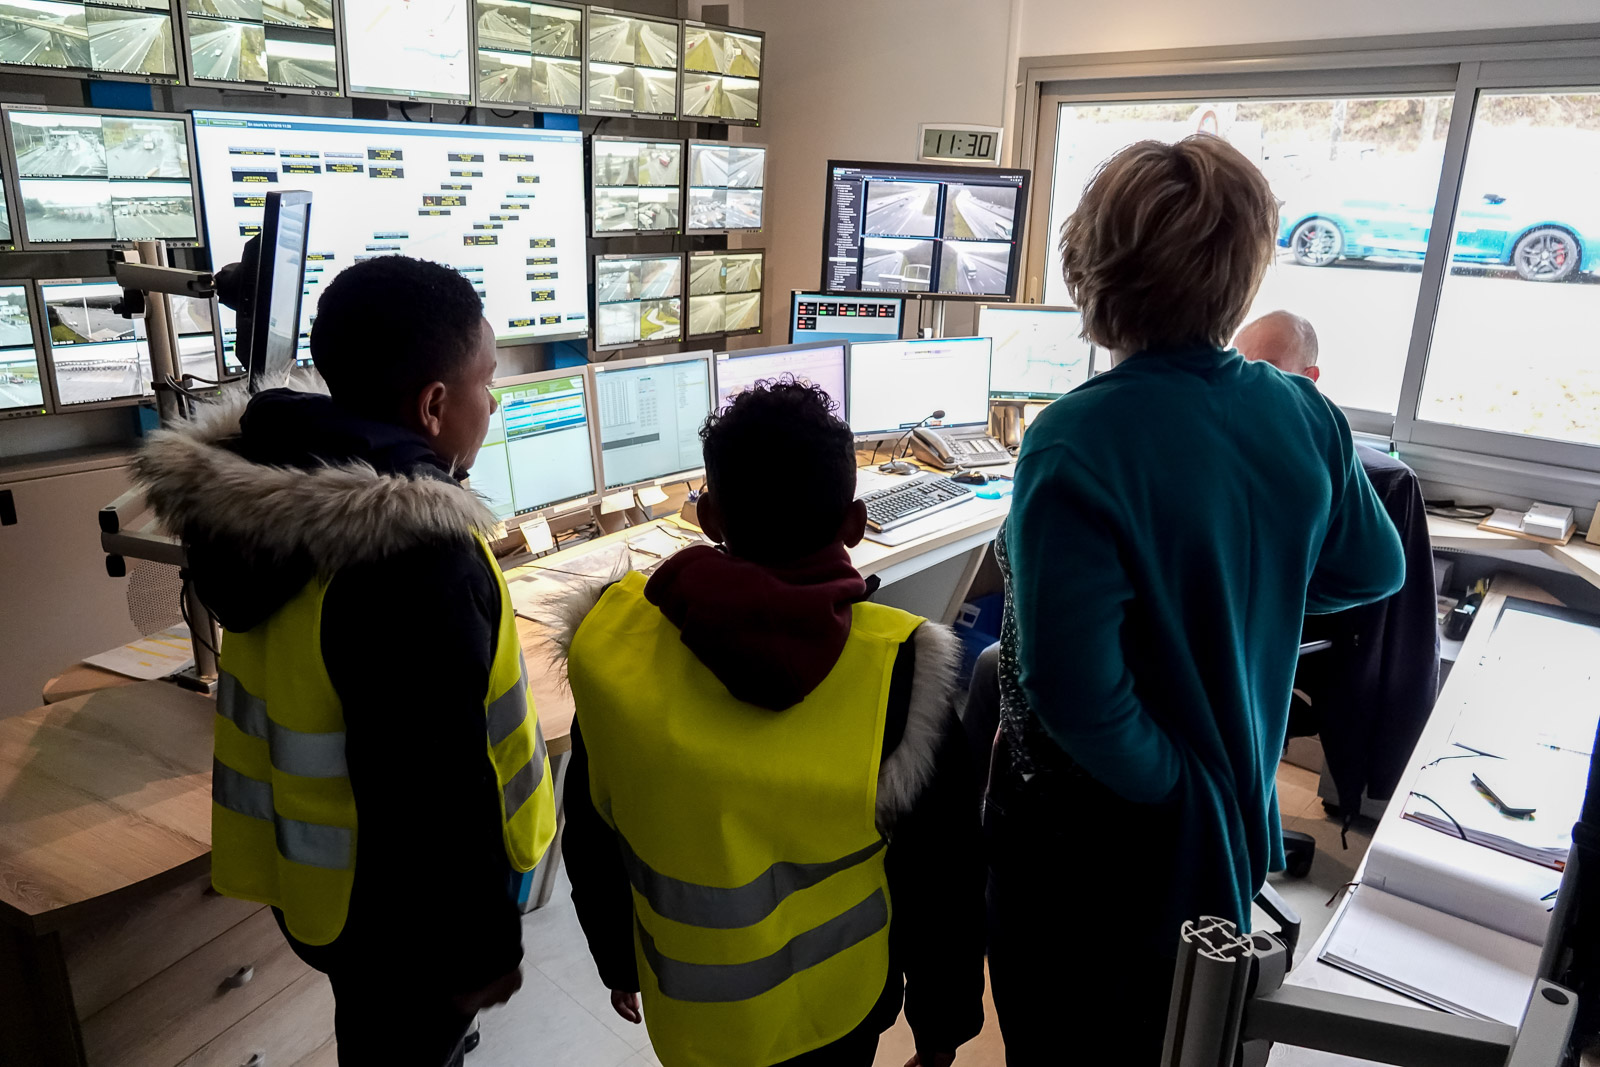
[473,372,596,520]
[594,354,711,490]
[40,280,215,407]
[822,160,1028,299]
[342,0,471,100]
[0,286,44,418]
[715,342,845,415]
[185,0,337,93]
[0,0,178,80]
[681,23,760,123]
[981,305,1092,400]
[193,111,589,359]
[591,137,682,236]
[687,250,762,338]
[6,109,197,249]
[586,10,678,117]
[790,292,901,345]
[848,336,992,436]
[594,253,682,350]
[475,0,582,112]
[686,141,763,233]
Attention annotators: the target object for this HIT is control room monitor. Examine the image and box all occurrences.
[594,252,683,350]
[713,340,846,416]
[590,136,683,237]
[592,351,713,491]
[0,285,45,419]
[979,304,1093,401]
[789,291,902,346]
[249,190,312,391]
[473,368,599,522]
[686,141,764,233]
[847,336,992,438]
[342,0,473,102]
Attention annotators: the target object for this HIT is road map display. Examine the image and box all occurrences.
[185,0,336,92]
[593,252,681,350]
[0,285,45,418]
[681,22,758,123]
[474,0,580,111]
[193,111,588,353]
[5,108,198,248]
[686,249,761,338]
[686,141,763,233]
[342,0,469,101]
[586,9,676,117]
[591,136,680,236]
[0,0,178,81]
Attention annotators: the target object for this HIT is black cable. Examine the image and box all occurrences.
[179,575,220,659]
[492,108,517,118]
[1409,791,1467,840]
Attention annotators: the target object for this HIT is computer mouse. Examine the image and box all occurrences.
[951,471,988,485]
[879,460,920,475]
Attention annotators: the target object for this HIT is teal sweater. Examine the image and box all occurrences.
[1003,345,1405,935]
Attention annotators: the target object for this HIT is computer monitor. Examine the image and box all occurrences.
[590,136,683,237]
[585,10,680,118]
[185,0,337,94]
[192,111,589,361]
[248,191,312,391]
[821,159,1030,300]
[2,106,200,252]
[713,340,847,415]
[848,336,992,437]
[594,252,684,351]
[592,351,713,491]
[681,22,762,124]
[341,0,473,102]
[0,285,46,420]
[687,249,763,339]
[473,0,584,113]
[472,367,600,522]
[979,304,1094,401]
[0,0,179,82]
[789,291,902,345]
[685,142,765,233]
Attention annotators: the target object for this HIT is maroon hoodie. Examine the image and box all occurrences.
[643,543,880,711]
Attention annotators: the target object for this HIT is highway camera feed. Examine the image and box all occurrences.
[0,288,43,414]
[44,284,147,405]
[683,26,758,76]
[0,0,87,68]
[938,240,1011,296]
[588,11,675,68]
[942,183,1016,241]
[86,6,173,73]
[10,112,106,176]
[0,185,9,244]
[595,255,681,348]
[111,181,196,240]
[187,16,266,81]
[264,0,332,29]
[264,35,335,87]
[864,180,938,238]
[681,73,758,122]
[861,237,934,293]
[587,63,675,115]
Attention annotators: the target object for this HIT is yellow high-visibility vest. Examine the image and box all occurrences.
[570,570,923,1067]
[210,533,557,946]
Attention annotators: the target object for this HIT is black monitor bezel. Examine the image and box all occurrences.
[247,188,312,391]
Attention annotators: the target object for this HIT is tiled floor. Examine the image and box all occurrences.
[471,761,1373,1066]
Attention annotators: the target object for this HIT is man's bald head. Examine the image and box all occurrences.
[1235,311,1320,382]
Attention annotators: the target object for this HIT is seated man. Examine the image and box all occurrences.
[559,380,985,1067]
[1234,309,1320,382]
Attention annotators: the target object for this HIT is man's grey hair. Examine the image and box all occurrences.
[1235,310,1319,373]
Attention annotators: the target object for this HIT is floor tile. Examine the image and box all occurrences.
[472,966,637,1067]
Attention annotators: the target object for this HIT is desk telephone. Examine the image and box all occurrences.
[909,426,1012,470]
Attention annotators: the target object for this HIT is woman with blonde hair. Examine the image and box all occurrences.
[984,135,1406,1063]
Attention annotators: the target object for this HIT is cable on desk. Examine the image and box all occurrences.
[1408,791,1467,841]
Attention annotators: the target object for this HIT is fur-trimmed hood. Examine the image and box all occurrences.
[136,387,497,630]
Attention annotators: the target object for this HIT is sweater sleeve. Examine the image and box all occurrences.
[1004,448,1185,804]
[1305,405,1406,615]
[563,720,641,992]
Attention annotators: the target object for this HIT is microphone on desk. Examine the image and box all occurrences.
[880,410,945,475]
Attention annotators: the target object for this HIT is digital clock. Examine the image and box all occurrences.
[918,124,1004,165]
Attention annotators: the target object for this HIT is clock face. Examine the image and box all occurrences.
[921,127,999,164]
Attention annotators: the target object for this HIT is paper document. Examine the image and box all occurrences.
[1402,747,1584,869]
[1449,603,1600,757]
[1320,886,1540,1025]
[84,625,195,680]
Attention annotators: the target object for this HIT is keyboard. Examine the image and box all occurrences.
[949,434,1012,467]
[859,473,975,533]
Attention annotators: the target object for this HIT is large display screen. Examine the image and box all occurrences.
[341,0,471,101]
[184,0,338,93]
[40,279,218,408]
[790,292,902,346]
[586,9,677,117]
[474,0,581,112]
[848,337,993,436]
[822,159,1029,300]
[979,304,1092,401]
[592,352,711,490]
[686,141,762,234]
[473,370,597,520]
[681,22,759,124]
[593,252,681,351]
[4,107,198,249]
[687,249,761,339]
[0,0,179,81]
[193,111,589,356]
[591,136,681,237]
[714,341,845,416]
[0,286,45,419]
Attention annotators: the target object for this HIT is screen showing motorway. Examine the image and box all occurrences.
[0,0,179,81]
[585,9,677,117]
[687,249,761,339]
[40,279,217,407]
[822,159,1030,301]
[681,22,759,124]
[591,136,680,236]
[341,0,470,101]
[686,141,762,234]
[0,286,45,418]
[5,108,198,249]
[185,0,337,93]
[474,0,580,112]
[594,252,681,351]
[193,111,589,353]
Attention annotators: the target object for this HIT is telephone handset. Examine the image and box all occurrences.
[910,426,960,470]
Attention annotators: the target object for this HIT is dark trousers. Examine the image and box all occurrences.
[776,1023,881,1066]
[326,969,474,1067]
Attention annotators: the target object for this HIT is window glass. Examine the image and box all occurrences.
[1044,97,1452,413]
[1419,92,1600,446]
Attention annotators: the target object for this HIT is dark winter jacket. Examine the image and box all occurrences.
[136,387,524,999]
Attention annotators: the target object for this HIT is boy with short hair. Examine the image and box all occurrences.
[560,380,985,1067]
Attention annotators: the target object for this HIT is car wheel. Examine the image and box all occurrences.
[1512,227,1580,282]
[1290,219,1344,267]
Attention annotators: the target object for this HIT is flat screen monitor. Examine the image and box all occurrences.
[979,304,1093,401]
[0,158,13,251]
[680,22,761,124]
[590,136,682,237]
[686,248,761,339]
[593,251,682,351]
[184,0,339,94]
[0,0,179,82]
[592,351,712,491]
[192,110,589,361]
[341,0,472,102]
[848,336,992,437]
[685,141,763,233]
[714,340,846,416]
[821,159,1029,300]
[789,291,901,346]
[473,367,598,521]
[249,190,311,390]
[3,106,200,251]
[0,285,46,419]
[585,10,678,118]
[474,0,583,113]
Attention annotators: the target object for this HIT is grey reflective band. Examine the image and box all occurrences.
[217,671,269,740]
[212,759,354,870]
[269,722,348,779]
[213,758,274,822]
[502,719,548,818]
[621,836,887,930]
[638,889,889,1003]
[486,675,529,748]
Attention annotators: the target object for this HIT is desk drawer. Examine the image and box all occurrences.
[175,970,335,1067]
[81,907,311,1066]
[63,872,263,1020]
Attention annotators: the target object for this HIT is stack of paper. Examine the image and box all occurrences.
[84,625,195,680]
[1402,749,1585,869]
[1450,603,1600,757]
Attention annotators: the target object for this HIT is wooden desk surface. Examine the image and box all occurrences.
[1427,513,1600,590]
